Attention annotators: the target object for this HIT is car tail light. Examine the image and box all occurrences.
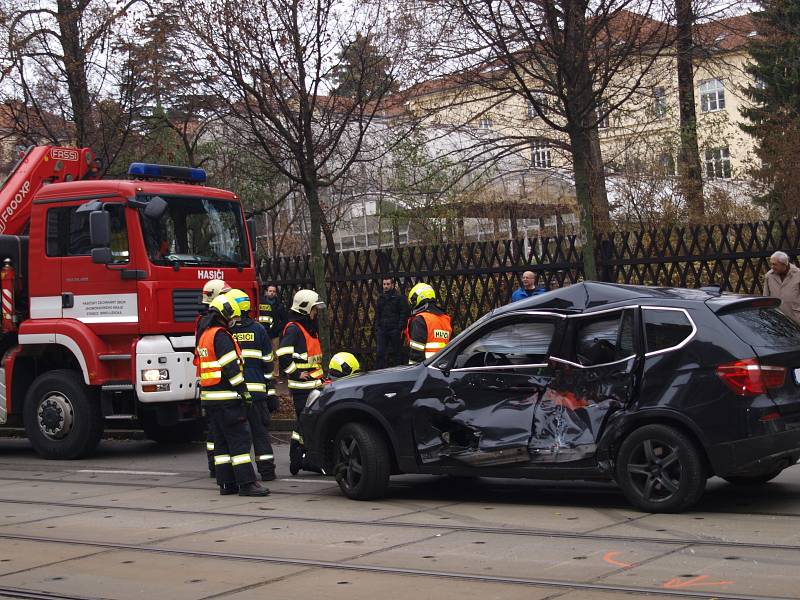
[715,358,786,396]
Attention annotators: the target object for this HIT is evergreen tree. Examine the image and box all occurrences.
[330,33,398,99]
[741,0,800,218]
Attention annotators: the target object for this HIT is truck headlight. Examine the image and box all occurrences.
[305,389,321,409]
[142,369,169,382]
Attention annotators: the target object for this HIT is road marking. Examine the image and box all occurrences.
[662,575,735,589]
[76,469,179,476]
[603,551,633,568]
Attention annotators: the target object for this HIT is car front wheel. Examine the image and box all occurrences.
[333,422,390,500]
[616,424,706,513]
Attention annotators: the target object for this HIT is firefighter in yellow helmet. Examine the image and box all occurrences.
[277,289,325,475]
[405,282,452,364]
[328,352,361,380]
[228,289,278,481]
[195,294,269,497]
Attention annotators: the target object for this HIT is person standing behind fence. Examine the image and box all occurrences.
[375,277,409,369]
[763,251,800,323]
[511,271,547,302]
[259,284,288,379]
[405,283,452,365]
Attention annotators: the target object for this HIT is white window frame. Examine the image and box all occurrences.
[641,307,697,357]
[479,117,493,130]
[597,102,610,129]
[531,139,552,169]
[699,79,726,113]
[653,86,667,119]
[704,146,732,179]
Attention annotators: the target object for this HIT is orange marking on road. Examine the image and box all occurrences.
[603,551,633,568]
[662,575,735,589]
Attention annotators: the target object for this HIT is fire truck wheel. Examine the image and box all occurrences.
[24,370,104,460]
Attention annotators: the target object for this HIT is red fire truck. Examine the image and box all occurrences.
[0,146,259,459]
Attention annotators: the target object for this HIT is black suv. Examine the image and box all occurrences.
[301,282,800,512]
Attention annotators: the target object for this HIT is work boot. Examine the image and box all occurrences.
[302,459,322,474]
[219,484,239,496]
[238,482,271,497]
[289,442,303,476]
[259,465,277,482]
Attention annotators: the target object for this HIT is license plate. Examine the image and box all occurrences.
[794,368,800,385]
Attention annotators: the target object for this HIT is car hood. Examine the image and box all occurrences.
[321,363,424,404]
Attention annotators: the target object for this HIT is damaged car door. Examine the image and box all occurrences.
[537,308,640,463]
[413,313,564,467]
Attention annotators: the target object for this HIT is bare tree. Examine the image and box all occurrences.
[0,0,145,169]
[426,0,672,279]
[180,0,413,353]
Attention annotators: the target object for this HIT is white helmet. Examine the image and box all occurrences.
[291,289,326,315]
[201,279,230,305]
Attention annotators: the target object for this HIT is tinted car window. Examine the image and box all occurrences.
[454,320,555,368]
[720,307,800,348]
[573,310,635,366]
[644,309,693,353]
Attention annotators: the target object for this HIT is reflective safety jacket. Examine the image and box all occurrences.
[195,326,249,404]
[230,315,275,401]
[258,294,287,338]
[277,318,324,392]
[406,305,452,364]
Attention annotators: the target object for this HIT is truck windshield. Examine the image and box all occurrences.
[139,195,249,268]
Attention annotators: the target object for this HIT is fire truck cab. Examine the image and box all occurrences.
[0,148,258,459]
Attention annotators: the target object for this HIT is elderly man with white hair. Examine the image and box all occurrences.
[763,251,800,323]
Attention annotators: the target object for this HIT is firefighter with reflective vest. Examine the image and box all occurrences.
[195,278,231,478]
[405,283,452,364]
[228,289,278,482]
[328,352,361,380]
[277,289,325,475]
[195,294,270,497]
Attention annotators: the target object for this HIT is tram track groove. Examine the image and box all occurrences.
[0,496,797,553]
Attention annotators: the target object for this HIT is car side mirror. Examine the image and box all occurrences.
[89,210,111,246]
[91,247,113,264]
[436,360,450,376]
[144,196,168,220]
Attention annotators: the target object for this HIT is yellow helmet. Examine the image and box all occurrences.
[408,282,436,308]
[329,352,361,378]
[209,293,241,323]
[227,288,251,313]
[202,279,230,305]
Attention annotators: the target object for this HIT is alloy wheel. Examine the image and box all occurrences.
[337,435,363,490]
[626,438,682,503]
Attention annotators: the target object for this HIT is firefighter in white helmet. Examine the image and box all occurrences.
[277,289,326,475]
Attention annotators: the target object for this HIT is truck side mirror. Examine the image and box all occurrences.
[144,196,168,220]
[89,210,111,246]
[91,247,113,264]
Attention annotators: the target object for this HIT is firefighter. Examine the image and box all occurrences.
[328,352,362,380]
[196,294,270,497]
[227,289,277,482]
[405,282,453,365]
[196,278,230,477]
[277,289,325,475]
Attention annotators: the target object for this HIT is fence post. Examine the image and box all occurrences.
[598,238,613,283]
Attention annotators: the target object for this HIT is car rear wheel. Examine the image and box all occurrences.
[723,469,784,486]
[616,424,706,513]
[334,422,390,500]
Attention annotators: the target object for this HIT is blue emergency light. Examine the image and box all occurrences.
[127,162,207,183]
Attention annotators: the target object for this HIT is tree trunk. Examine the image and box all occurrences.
[303,182,330,358]
[587,125,611,230]
[57,0,93,147]
[568,127,598,281]
[676,0,705,221]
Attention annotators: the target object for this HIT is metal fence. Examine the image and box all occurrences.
[262,219,798,364]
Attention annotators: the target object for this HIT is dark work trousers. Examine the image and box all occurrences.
[205,413,215,475]
[247,398,275,475]
[375,328,403,369]
[290,390,310,469]
[206,401,257,487]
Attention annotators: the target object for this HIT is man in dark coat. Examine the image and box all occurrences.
[375,277,409,369]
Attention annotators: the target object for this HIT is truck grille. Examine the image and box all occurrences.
[173,289,203,322]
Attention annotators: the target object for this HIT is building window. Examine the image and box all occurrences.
[699,79,725,112]
[479,117,493,130]
[527,92,550,118]
[705,147,732,179]
[531,139,551,168]
[658,153,676,176]
[653,87,667,118]
[597,102,609,128]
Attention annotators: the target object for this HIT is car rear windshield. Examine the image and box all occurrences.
[719,307,800,348]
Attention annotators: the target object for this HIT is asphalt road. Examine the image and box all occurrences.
[0,436,798,600]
